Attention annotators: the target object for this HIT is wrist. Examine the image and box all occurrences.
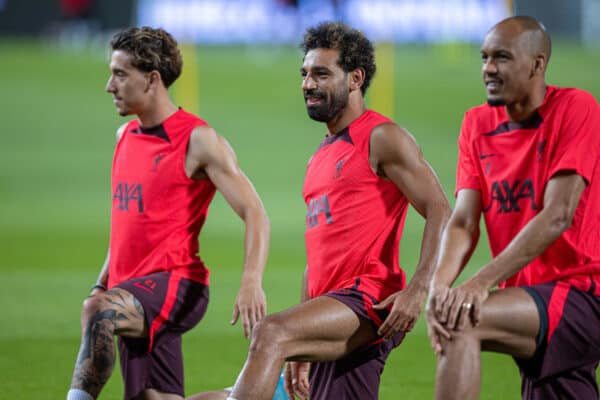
[91,283,107,292]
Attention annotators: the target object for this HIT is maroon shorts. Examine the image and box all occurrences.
[309,288,404,400]
[517,282,600,399]
[115,271,209,400]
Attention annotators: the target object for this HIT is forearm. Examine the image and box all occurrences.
[474,207,568,289]
[431,220,479,288]
[95,250,110,287]
[409,206,451,292]
[240,207,270,285]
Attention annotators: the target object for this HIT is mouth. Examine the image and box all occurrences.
[305,97,323,107]
[485,79,502,93]
[304,91,325,107]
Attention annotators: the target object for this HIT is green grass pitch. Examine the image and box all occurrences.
[0,39,598,399]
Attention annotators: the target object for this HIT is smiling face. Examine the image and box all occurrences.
[301,48,350,123]
[105,50,151,116]
[480,24,538,107]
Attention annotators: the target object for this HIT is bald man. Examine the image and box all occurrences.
[426,15,600,400]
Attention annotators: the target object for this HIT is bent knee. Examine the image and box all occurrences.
[249,314,289,354]
[80,293,118,328]
[440,325,482,349]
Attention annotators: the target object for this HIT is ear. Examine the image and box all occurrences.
[349,67,366,93]
[532,54,546,77]
[146,70,163,91]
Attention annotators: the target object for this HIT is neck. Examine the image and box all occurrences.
[137,94,179,128]
[326,96,366,135]
[505,82,546,122]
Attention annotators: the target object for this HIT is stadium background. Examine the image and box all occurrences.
[1,0,599,398]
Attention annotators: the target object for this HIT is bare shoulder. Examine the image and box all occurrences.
[188,124,235,166]
[370,121,421,163]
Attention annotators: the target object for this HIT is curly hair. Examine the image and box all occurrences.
[301,22,376,96]
[110,27,182,88]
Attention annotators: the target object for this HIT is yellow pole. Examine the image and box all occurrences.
[368,42,395,119]
[174,43,200,114]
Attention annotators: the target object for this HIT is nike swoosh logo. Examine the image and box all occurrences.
[479,153,496,159]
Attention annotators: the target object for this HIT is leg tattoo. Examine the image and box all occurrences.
[70,290,143,398]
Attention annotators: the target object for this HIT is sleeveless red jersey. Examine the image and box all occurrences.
[303,110,408,301]
[108,109,216,288]
[456,86,600,293]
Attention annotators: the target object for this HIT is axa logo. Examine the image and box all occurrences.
[113,182,144,213]
[483,179,538,213]
[306,194,333,228]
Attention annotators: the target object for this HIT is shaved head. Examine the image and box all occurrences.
[490,16,552,67]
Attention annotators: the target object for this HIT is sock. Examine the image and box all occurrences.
[67,388,94,400]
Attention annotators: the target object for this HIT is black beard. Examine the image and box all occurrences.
[487,97,506,107]
[305,89,348,122]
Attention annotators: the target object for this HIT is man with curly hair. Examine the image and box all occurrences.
[224,21,450,400]
[66,27,270,400]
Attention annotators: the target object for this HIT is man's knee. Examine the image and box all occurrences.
[440,325,481,352]
[248,314,289,356]
[80,293,117,333]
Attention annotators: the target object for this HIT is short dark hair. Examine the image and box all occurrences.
[301,22,376,96]
[110,27,182,88]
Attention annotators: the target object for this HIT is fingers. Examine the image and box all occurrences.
[372,295,392,310]
[427,318,451,355]
[284,363,295,400]
[230,306,240,326]
[378,313,413,339]
[437,288,457,326]
[471,299,482,326]
[292,362,310,400]
[434,287,449,317]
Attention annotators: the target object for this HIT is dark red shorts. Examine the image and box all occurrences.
[115,271,209,400]
[309,288,404,400]
[517,281,600,399]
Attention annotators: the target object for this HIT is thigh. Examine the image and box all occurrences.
[116,272,209,346]
[119,335,185,400]
[309,332,400,400]
[471,287,540,359]
[518,282,600,382]
[271,295,379,362]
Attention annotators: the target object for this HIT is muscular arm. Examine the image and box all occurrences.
[186,125,270,338]
[370,123,451,337]
[431,189,482,289]
[436,173,586,332]
[473,173,586,289]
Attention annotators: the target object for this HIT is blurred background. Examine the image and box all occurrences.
[1,0,599,398]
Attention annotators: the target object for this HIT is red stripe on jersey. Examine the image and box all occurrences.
[148,273,182,352]
[546,281,570,343]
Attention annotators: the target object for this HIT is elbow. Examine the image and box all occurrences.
[547,206,574,235]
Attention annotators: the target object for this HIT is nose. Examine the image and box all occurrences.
[302,74,317,91]
[482,58,498,75]
[106,76,115,93]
